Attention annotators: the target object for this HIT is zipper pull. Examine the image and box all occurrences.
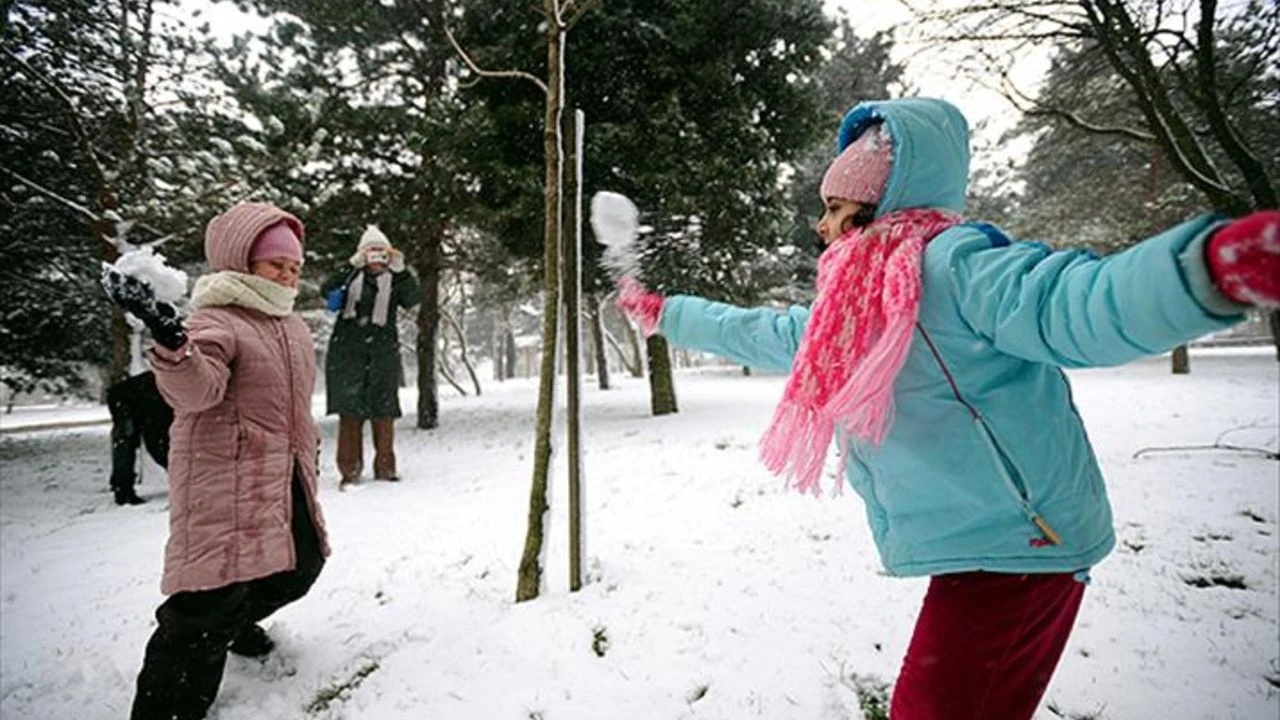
[1032,515,1062,546]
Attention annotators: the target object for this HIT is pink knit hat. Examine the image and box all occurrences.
[819,124,894,205]
[249,221,304,264]
[204,202,305,272]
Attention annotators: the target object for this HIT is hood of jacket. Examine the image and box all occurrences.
[835,97,970,218]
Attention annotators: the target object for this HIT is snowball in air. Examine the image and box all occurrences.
[590,191,639,248]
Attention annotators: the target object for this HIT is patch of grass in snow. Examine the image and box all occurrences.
[1240,508,1269,524]
[305,659,381,714]
[1182,556,1249,590]
[1046,700,1109,719]
[685,683,709,703]
[591,625,610,657]
[840,673,889,720]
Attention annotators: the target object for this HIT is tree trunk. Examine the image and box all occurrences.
[589,293,610,390]
[442,308,481,395]
[625,322,644,378]
[504,328,517,379]
[415,0,447,429]
[1171,344,1190,374]
[563,108,584,592]
[603,327,636,377]
[1270,310,1280,363]
[415,228,443,427]
[646,334,678,415]
[492,314,504,380]
[516,10,565,604]
[436,330,467,396]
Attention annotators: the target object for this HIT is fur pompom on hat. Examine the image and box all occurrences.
[349,225,393,267]
[819,124,894,206]
[204,203,305,273]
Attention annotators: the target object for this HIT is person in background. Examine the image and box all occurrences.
[321,225,420,488]
[615,97,1280,720]
[106,369,173,506]
[103,202,331,720]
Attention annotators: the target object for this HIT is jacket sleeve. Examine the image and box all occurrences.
[658,295,810,373]
[148,311,236,412]
[321,267,352,295]
[394,268,421,310]
[943,215,1249,368]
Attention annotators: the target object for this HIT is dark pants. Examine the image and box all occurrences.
[130,475,325,720]
[107,371,173,492]
[889,571,1086,720]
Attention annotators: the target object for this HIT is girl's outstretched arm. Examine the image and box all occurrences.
[939,214,1250,368]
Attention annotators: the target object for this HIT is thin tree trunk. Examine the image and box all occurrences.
[505,327,517,379]
[563,108,584,592]
[589,293,610,390]
[441,308,481,395]
[415,0,447,429]
[1171,344,1190,374]
[1269,310,1280,363]
[603,327,636,377]
[492,314,504,380]
[646,334,678,415]
[516,8,565,603]
[415,227,443,426]
[625,322,644,378]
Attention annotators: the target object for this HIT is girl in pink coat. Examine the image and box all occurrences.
[104,202,332,720]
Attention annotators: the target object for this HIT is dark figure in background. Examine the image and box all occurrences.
[107,370,173,505]
[322,225,420,488]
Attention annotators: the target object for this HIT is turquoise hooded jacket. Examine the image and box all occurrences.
[658,98,1248,577]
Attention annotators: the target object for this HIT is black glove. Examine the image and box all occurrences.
[101,265,188,350]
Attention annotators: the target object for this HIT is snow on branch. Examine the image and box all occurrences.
[3,48,113,194]
[1,166,99,221]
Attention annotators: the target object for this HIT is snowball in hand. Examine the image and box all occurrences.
[108,247,189,304]
[590,191,639,248]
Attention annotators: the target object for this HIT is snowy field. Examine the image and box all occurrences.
[1,348,1277,720]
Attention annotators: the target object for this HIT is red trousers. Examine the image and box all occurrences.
[890,571,1086,720]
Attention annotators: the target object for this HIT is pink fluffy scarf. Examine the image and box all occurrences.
[759,207,961,495]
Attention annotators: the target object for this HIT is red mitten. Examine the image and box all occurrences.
[616,276,664,337]
[1207,211,1280,307]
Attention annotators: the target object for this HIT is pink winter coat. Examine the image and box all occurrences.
[150,203,330,595]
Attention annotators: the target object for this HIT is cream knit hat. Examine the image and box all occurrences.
[349,225,392,266]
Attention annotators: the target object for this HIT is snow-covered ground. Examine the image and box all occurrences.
[1,349,1277,720]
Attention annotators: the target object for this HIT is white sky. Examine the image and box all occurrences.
[823,0,1051,159]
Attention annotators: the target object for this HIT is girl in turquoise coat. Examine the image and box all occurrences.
[615,97,1280,720]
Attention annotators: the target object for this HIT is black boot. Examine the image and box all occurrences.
[114,487,146,506]
[228,623,275,658]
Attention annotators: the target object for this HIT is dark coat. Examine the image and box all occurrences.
[322,266,420,419]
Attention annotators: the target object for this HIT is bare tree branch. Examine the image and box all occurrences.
[1085,0,1243,210]
[441,18,548,95]
[563,0,600,31]
[1,167,99,221]
[1189,0,1277,209]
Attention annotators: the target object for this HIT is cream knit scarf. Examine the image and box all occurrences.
[342,270,393,326]
[190,271,298,316]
